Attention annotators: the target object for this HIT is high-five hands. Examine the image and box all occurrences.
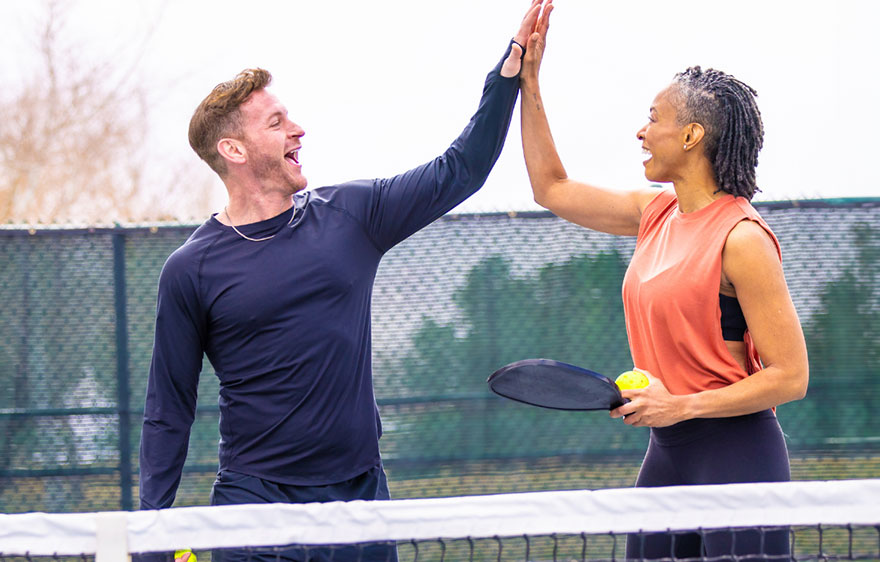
[521,0,553,83]
[501,0,550,78]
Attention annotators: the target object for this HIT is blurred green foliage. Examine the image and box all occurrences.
[1,202,878,513]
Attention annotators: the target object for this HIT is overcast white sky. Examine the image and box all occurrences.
[1,0,878,214]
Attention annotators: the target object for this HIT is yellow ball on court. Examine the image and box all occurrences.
[174,550,197,562]
[615,370,649,390]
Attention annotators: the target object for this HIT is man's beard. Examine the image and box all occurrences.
[246,144,306,193]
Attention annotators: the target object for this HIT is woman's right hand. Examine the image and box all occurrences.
[518,0,653,235]
[522,0,553,86]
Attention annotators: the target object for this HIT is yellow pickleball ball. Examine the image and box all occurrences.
[175,550,197,562]
[615,370,649,390]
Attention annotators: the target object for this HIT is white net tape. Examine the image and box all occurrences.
[1,479,879,556]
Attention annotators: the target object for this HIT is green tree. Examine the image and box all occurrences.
[386,251,642,464]
[532,252,632,375]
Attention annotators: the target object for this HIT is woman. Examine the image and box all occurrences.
[520,3,809,560]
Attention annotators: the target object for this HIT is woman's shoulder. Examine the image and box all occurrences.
[644,187,677,208]
[725,214,782,263]
[639,187,677,222]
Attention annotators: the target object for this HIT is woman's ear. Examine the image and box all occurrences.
[682,122,706,151]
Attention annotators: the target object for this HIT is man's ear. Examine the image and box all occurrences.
[217,138,247,165]
[681,122,706,151]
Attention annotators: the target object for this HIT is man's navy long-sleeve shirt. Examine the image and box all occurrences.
[139,44,520,510]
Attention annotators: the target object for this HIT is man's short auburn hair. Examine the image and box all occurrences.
[188,68,272,175]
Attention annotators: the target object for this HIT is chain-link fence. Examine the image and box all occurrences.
[1,198,878,513]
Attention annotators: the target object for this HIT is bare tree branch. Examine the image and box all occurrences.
[0,0,215,225]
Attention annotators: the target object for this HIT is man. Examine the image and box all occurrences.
[139,2,545,560]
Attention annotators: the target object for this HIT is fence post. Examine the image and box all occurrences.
[112,228,133,511]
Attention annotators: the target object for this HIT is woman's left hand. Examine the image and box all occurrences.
[610,370,686,427]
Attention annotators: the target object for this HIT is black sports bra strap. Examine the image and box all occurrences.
[719,293,747,341]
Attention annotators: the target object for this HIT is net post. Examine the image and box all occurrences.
[94,512,130,562]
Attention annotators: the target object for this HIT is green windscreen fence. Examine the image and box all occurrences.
[1,198,878,513]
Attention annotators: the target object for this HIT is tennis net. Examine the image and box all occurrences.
[1,479,878,561]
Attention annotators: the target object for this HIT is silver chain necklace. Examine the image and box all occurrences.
[223,205,297,242]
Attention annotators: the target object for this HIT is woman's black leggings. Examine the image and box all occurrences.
[625,409,792,561]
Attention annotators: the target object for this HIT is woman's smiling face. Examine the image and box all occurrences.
[636,86,688,184]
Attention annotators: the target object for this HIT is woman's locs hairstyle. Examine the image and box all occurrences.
[671,67,764,200]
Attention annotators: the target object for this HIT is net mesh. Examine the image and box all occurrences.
[1,480,878,561]
[0,199,879,513]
